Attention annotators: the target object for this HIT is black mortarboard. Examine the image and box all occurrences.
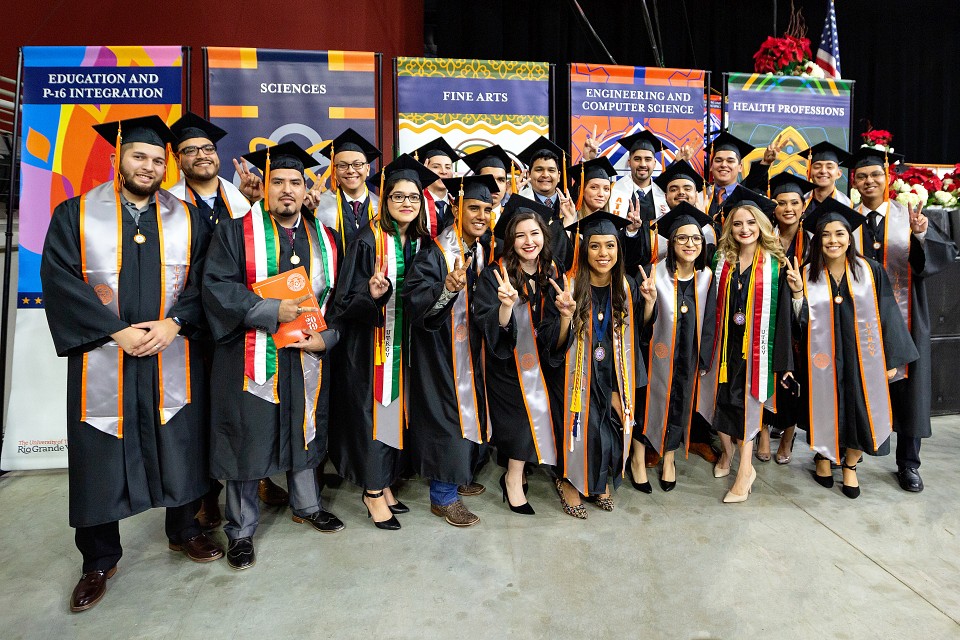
[412,137,461,163]
[441,174,500,204]
[802,197,865,233]
[564,209,629,237]
[709,131,755,160]
[170,111,227,147]
[798,141,851,165]
[769,172,816,198]
[242,141,319,174]
[654,159,705,192]
[461,145,514,173]
[570,156,618,184]
[842,147,905,170]
[368,153,440,190]
[617,129,665,155]
[517,136,565,167]
[494,195,555,239]
[93,115,175,148]
[318,128,381,162]
[720,185,777,218]
[655,201,714,237]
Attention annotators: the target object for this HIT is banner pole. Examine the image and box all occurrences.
[375,53,383,159]
[183,46,192,113]
[0,48,24,467]
[392,58,399,161]
[202,47,210,119]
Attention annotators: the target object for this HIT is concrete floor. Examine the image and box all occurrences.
[1,422,959,640]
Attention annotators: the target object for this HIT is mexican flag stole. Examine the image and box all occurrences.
[434,227,485,444]
[642,262,713,456]
[562,278,636,496]
[422,189,444,239]
[371,222,419,450]
[697,250,780,442]
[853,200,912,382]
[804,259,892,463]
[79,182,192,438]
[242,203,337,448]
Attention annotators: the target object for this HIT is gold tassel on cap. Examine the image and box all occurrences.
[263,149,271,211]
[113,122,123,193]
[163,142,179,190]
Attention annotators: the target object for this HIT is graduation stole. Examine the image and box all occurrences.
[805,259,893,462]
[422,188,446,239]
[170,176,251,221]
[642,262,712,457]
[854,200,912,381]
[697,250,779,442]
[78,182,192,438]
[562,278,636,496]
[502,259,558,466]
[242,203,337,446]
[371,221,419,450]
[434,226,485,444]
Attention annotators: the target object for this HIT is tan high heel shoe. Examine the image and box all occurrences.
[723,467,757,503]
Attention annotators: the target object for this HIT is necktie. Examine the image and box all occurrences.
[544,197,553,209]
[436,200,447,226]
[351,200,363,228]
[869,210,882,234]
[636,189,646,201]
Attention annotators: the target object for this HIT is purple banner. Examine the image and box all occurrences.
[396,76,546,116]
[727,87,849,128]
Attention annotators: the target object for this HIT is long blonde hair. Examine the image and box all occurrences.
[717,204,787,266]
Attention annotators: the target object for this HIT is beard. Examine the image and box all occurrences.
[120,167,162,197]
[183,158,219,181]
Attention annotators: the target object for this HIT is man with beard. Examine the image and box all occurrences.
[414,136,461,236]
[40,116,222,612]
[313,128,381,248]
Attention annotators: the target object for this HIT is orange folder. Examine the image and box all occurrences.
[252,266,327,348]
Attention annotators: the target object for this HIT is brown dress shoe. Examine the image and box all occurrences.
[70,565,117,612]
[169,533,224,562]
[688,442,719,464]
[258,478,289,506]
[644,447,661,469]
[196,494,223,530]
[457,482,485,496]
[430,499,480,527]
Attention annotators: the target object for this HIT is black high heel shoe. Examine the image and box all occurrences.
[627,464,652,494]
[500,473,535,515]
[812,453,835,489]
[387,500,409,514]
[841,463,861,499]
[659,458,676,492]
[362,490,401,530]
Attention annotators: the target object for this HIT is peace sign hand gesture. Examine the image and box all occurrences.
[369,255,391,299]
[909,202,928,235]
[549,274,577,319]
[233,157,264,202]
[785,256,804,295]
[625,200,643,233]
[515,168,530,194]
[558,190,577,225]
[762,134,785,165]
[637,265,657,304]
[583,125,607,161]
[444,256,474,293]
[493,263,519,310]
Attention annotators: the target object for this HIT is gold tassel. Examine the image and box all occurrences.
[263,149,271,211]
[113,122,123,193]
[163,142,178,189]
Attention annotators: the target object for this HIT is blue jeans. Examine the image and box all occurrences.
[430,480,459,507]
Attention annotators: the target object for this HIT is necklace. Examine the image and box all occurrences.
[593,287,612,362]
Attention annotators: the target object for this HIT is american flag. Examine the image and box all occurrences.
[816,0,842,78]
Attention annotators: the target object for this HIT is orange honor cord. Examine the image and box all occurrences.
[456,177,465,255]
[883,152,890,204]
[510,164,518,195]
[562,151,569,199]
[113,123,123,193]
[163,142,178,189]
[263,150,271,211]
[575,164,585,211]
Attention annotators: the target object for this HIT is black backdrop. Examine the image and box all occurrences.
[428,0,960,164]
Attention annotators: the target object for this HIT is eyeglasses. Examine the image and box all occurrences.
[335,161,367,172]
[389,193,422,204]
[855,171,886,181]
[179,144,217,157]
[674,234,704,245]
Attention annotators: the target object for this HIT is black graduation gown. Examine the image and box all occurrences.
[712,261,794,440]
[796,260,919,453]
[495,200,572,272]
[40,195,212,528]
[402,238,487,485]
[637,274,717,452]
[328,225,421,489]
[473,264,569,464]
[202,214,342,480]
[337,190,375,248]
[186,185,235,231]
[861,220,958,438]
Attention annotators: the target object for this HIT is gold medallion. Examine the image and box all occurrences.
[290,254,301,265]
[133,233,146,244]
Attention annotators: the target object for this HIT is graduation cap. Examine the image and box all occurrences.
[412,137,461,163]
[769,172,816,198]
[798,141,851,166]
[802,197,865,233]
[517,136,565,168]
[564,209,629,236]
[368,153,440,191]
[242,142,319,211]
[617,129,665,155]
[441,174,500,204]
[655,201,714,237]
[841,147,905,170]
[720,185,777,219]
[170,111,227,147]
[318,128,381,162]
[494,195,555,239]
[461,144,515,173]
[708,131,755,160]
[654,159,705,192]
[93,115,178,191]
[570,156,618,184]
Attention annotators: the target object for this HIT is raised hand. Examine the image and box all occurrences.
[278,294,317,323]
[785,256,804,294]
[549,274,577,318]
[515,168,530,194]
[637,265,657,304]
[675,143,694,163]
[493,262,519,309]
[233,157,264,202]
[444,255,474,293]
[909,202,928,234]
[558,190,577,224]
[583,125,607,161]
[762,134,785,165]
[303,181,325,211]
[625,200,643,233]
[369,255,390,299]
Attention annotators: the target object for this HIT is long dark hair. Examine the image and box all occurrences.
[378,176,429,239]
[572,232,627,336]
[500,211,554,302]
[805,216,863,283]
[665,224,706,273]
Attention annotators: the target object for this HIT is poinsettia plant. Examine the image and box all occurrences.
[861,129,894,150]
[752,8,825,78]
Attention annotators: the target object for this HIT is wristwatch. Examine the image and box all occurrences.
[170,316,182,327]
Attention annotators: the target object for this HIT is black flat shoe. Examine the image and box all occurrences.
[500,473,535,515]
[292,509,346,533]
[362,491,401,530]
[897,467,923,493]
[227,537,255,570]
[841,463,860,499]
[627,465,652,494]
[387,500,410,514]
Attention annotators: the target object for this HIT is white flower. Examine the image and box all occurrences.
[891,178,906,191]
[932,190,957,207]
[914,184,929,202]
[850,188,861,205]
[896,192,921,207]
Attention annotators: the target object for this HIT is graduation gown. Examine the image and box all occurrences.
[314,188,379,248]
[202,214,342,480]
[473,263,569,465]
[796,259,918,454]
[857,205,958,438]
[40,192,212,528]
[328,224,421,489]
[515,187,571,270]
[402,232,488,485]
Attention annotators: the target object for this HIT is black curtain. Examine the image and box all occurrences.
[431,0,960,164]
